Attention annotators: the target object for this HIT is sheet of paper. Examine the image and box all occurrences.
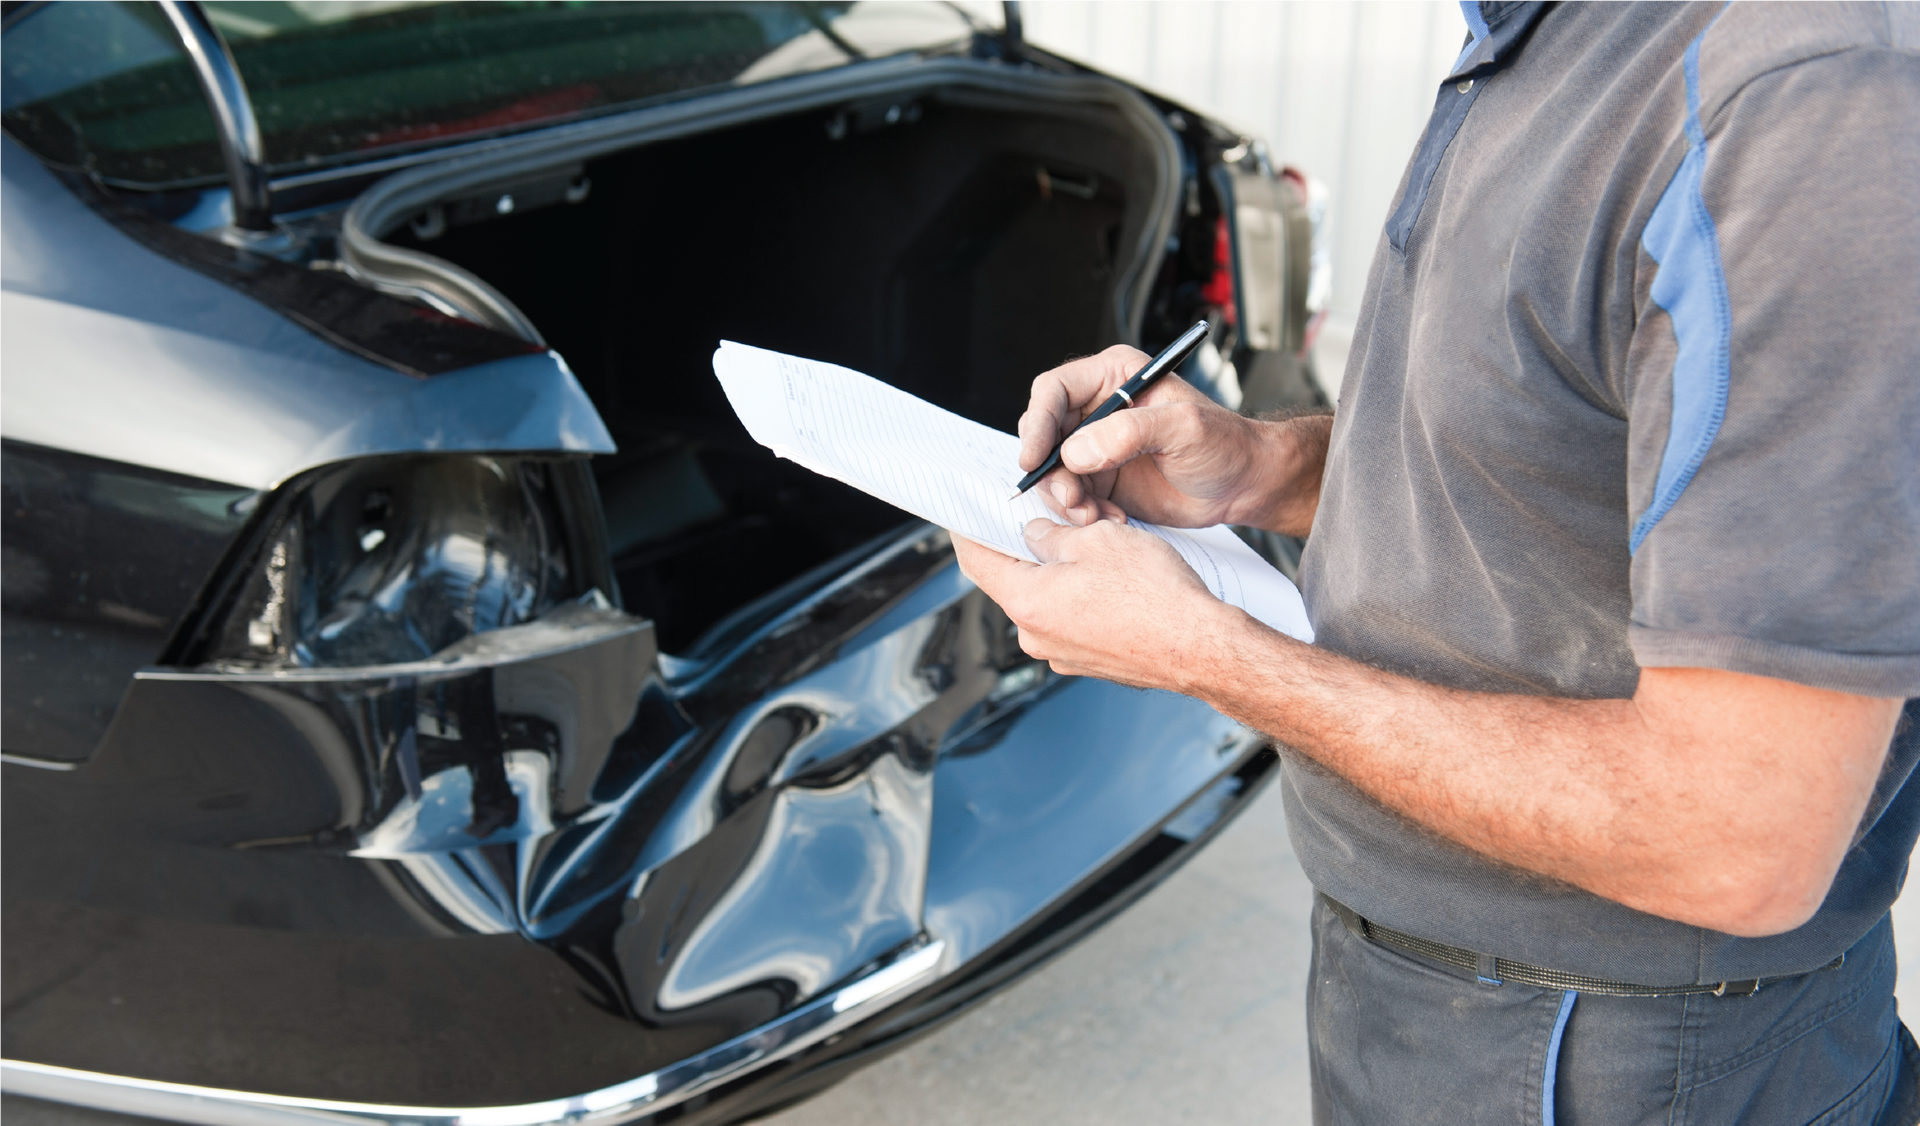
[713,341,1313,642]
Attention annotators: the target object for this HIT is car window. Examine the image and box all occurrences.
[1,1,1000,189]
[1,2,216,184]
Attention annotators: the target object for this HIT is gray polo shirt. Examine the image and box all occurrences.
[1292,1,1920,984]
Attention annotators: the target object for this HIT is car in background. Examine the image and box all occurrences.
[0,3,1329,1124]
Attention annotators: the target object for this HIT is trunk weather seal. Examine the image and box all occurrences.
[340,57,1179,349]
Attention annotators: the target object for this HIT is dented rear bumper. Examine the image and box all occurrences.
[1,526,1269,1123]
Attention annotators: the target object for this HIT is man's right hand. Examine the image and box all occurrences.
[1017,344,1332,536]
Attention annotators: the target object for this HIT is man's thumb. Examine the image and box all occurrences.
[1023,518,1080,564]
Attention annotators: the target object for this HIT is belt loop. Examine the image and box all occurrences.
[1476,951,1503,987]
[1714,979,1760,997]
[1321,893,1367,938]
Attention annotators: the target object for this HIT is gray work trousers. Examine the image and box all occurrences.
[1308,898,1920,1125]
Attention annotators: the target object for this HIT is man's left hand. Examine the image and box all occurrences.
[953,518,1238,690]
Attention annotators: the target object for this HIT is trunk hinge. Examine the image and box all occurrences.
[157,0,275,233]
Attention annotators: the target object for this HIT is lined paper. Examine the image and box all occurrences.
[713,342,1313,641]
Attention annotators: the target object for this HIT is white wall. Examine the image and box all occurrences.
[1022,1,1466,340]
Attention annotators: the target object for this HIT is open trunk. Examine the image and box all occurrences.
[372,85,1175,650]
[0,61,1309,1123]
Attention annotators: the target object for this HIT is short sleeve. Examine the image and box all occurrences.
[1624,47,1920,697]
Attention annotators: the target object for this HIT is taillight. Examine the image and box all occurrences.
[1199,213,1237,328]
[1281,167,1331,355]
[181,454,614,670]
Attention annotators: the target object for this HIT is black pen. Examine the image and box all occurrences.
[1010,319,1212,500]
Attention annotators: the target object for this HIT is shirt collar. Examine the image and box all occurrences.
[1459,0,1492,54]
[1448,1,1551,80]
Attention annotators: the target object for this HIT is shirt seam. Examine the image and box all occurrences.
[1693,41,1896,143]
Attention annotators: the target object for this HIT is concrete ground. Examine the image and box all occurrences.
[7,779,1920,1126]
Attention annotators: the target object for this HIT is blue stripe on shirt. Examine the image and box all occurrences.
[1630,18,1732,554]
[1542,990,1578,1126]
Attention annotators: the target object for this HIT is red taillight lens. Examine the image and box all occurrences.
[1200,213,1237,327]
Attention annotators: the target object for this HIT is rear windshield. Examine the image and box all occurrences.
[1,1,998,188]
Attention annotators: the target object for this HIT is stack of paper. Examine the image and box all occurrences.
[712,342,1313,642]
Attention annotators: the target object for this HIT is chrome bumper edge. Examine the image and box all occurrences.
[2,940,946,1126]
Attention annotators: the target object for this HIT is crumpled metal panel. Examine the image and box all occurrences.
[651,752,930,1012]
[926,674,1254,966]
[1,524,1256,1107]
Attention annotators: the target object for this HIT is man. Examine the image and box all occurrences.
[954,3,1919,1122]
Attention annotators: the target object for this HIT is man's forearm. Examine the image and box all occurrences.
[955,425,1901,938]
[1183,608,1902,937]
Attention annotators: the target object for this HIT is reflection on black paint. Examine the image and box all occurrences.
[1,517,1266,1110]
[1,441,255,761]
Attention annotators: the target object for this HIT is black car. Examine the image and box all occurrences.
[0,3,1329,1123]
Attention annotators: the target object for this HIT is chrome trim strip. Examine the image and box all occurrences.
[1,940,945,1126]
[0,754,78,771]
[155,1,273,231]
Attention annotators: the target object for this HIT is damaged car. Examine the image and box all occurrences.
[0,2,1329,1123]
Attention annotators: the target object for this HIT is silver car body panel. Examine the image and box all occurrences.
[0,137,613,490]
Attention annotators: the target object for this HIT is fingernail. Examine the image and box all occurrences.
[1061,434,1088,466]
[1050,479,1072,505]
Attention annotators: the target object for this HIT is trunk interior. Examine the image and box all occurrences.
[390,97,1167,652]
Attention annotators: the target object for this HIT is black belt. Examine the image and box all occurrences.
[1320,894,1842,998]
